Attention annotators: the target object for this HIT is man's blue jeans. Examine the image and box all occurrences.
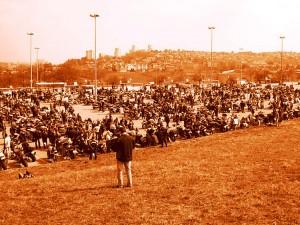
[117,160,132,187]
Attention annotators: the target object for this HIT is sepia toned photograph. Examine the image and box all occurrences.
[0,0,300,224]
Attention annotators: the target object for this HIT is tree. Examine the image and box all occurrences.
[255,69,269,83]
[227,76,236,85]
[156,74,167,85]
[271,71,281,83]
[38,61,54,82]
[55,59,83,84]
[14,64,29,87]
[192,73,203,85]
[105,74,120,87]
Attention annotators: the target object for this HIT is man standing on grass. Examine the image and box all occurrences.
[114,127,135,188]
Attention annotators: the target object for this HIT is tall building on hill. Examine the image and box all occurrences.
[131,45,136,53]
[148,44,153,52]
[114,48,120,57]
[86,50,93,60]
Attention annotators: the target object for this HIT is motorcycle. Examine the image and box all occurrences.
[92,102,99,110]
[88,140,98,160]
[0,150,8,170]
[72,136,90,155]
[21,142,37,162]
[176,126,192,139]
[293,109,300,118]
[135,134,149,147]
[124,110,140,120]
[56,137,76,160]
[62,142,76,160]
[168,129,178,142]
[0,123,6,138]
[97,141,106,154]
[47,145,59,163]
[200,125,214,136]
[282,110,294,121]
[11,145,28,167]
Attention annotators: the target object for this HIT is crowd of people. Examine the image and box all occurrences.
[0,82,300,167]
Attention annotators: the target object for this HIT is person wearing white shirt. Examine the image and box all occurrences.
[103,128,113,152]
[4,134,11,158]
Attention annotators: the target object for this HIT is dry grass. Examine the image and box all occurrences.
[1,120,300,225]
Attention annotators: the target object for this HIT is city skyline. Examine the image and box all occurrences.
[1,0,299,64]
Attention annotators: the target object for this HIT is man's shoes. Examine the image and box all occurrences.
[19,172,24,179]
[114,184,132,188]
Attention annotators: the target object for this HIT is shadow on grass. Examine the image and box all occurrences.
[60,185,133,194]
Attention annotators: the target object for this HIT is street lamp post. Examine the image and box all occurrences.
[280,36,285,84]
[240,48,243,85]
[90,13,99,101]
[35,47,40,84]
[156,67,158,85]
[27,32,34,89]
[208,26,215,89]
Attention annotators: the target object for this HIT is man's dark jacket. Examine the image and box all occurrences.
[115,134,135,162]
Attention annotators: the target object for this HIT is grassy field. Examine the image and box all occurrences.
[0,120,300,225]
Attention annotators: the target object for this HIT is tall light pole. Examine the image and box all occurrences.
[27,32,34,89]
[208,26,215,89]
[280,36,285,84]
[240,48,243,84]
[35,47,40,84]
[90,13,99,101]
[156,67,158,85]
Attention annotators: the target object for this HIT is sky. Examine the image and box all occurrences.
[0,0,299,64]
